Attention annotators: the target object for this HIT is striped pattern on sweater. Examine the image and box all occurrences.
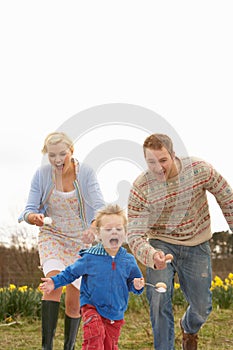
[127,157,233,268]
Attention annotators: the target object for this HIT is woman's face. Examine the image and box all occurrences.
[47,142,73,174]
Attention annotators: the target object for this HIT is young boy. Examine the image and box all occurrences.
[40,204,145,349]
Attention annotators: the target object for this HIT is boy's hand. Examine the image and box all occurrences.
[134,277,145,290]
[40,278,55,294]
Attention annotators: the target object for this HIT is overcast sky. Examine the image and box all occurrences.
[1,1,233,241]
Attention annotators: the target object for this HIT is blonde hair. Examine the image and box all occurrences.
[95,204,127,229]
[41,132,74,155]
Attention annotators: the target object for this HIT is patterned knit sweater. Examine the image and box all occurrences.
[127,157,233,268]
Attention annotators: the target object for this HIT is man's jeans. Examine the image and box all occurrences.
[147,240,212,350]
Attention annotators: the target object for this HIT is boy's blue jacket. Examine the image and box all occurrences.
[52,243,144,320]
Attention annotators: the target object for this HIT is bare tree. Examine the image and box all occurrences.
[0,221,42,287]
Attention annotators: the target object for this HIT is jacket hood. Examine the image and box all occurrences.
[79,243,127,257]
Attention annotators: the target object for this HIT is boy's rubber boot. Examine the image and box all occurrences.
[41,300,60,350]
[64,314,81,350]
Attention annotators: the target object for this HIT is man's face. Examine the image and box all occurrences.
[145,146,177,181]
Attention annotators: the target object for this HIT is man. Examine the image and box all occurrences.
[127,133,233,350]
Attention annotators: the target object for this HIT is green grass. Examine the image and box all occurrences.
[1,301,233,349]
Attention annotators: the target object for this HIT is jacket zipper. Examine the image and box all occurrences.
[112,256,116,270]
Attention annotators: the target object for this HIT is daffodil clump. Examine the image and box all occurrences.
[0,284,41,321]
[211,273,233,309]
[172,273,233,309]
[0,275,233,322]
[0,283,67,322]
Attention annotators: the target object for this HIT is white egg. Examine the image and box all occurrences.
[156,287,167,293]
[155,282,167,293]
[44,217,52,225]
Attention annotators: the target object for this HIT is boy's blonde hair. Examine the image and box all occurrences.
[95,204,127,229]
[41,132,74,155]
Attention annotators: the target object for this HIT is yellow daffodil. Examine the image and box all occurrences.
[18,286,28,292]
[9,284,16,290]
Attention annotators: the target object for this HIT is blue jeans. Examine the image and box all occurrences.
[146,240,212,350]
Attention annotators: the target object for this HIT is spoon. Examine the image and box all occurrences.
[145,282,167,293]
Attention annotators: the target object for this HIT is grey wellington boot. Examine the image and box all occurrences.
[64,314,81,350]
[41,300,60,350]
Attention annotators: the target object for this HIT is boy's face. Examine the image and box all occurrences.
[99,214,126,253]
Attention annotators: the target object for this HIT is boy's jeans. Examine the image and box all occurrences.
[147,239,212,350]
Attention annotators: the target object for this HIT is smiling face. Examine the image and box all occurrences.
[145,146,178,181]
[47,142,73,175]
[98,214,126,255]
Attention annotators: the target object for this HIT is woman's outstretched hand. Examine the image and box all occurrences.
[82,227,97,244]
[28,213,44,226]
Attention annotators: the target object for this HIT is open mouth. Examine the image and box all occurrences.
[55,164,64,171]
[155,170,166,180]
[109,238,119,246]
[156,170,165,176]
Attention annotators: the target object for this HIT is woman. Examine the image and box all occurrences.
[18,132,105,350]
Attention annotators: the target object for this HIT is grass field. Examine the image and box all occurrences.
[1,304,233,349]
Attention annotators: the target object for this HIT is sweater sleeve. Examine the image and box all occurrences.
[127,184,160,269]
[203,162,233,232]
[78,163,105,225]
